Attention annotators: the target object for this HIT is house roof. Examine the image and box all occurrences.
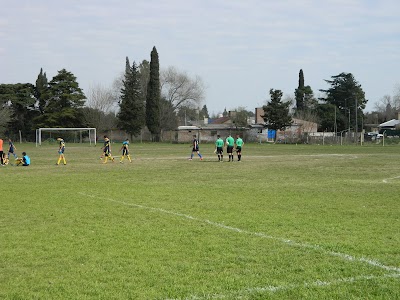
[378,119,400,127]
[208,116,231,124]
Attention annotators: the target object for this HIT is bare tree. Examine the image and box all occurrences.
[393,83,400,110]
[374,84,400,119]
[112,72,124,108]
[374,94,398,120]
[83,83,118,131]
[86,83,117,113]
[160,66,205,111]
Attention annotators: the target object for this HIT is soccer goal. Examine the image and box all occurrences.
[36,128,97,146]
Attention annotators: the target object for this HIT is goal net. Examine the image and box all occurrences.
[36,128,97,146]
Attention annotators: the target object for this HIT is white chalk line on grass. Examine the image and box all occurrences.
[79,192,400,275]
[99,153,360,161]
[166,273,400,300]
[382,175,400,183]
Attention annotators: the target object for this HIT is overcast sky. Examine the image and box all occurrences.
[1,0,399,115]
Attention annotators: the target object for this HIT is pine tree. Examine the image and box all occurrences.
[118,61,145,138]
[37,69,86,127]
[146,46,161,141]
[262,89,292,139]
[1,83,37,139]
[199,104,209,119]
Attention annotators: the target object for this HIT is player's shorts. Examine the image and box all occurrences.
[122,149,129,155]
[192,147,199,152]
[59,148,65,154]
[216,147,223,155]
[236,146,242,152]
[227,146,234,154]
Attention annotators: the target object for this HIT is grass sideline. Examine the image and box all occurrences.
[1,142,399,299]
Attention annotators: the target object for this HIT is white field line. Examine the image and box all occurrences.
[382,175,400,183]
[167,273,400,300]
[86,153,363,162]
[79,192,400,274]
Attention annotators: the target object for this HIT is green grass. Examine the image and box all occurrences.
[1,142,399,299]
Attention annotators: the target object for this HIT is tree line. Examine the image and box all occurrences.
[1,46,397,141]
[0,46,207,141]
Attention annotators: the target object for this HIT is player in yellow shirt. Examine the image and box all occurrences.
[102,136,115,163]
[56,138,67,165]
[119,139,132,163]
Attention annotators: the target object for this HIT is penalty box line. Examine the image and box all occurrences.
[79,192,400,274]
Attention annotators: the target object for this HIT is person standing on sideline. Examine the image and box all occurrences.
[0,138,4,165]
[235,134,244,161]
[56,138,67,165]
[215,135,224,162]
[8,139,18,160]
[189,134,203,160]
[102,136,114,163]
[225,134,235,162]
[119,138,132,163]
[16,152,30,166]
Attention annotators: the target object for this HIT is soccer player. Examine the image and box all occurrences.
[189,134,203,160]
[7,139,18,160]
[56,138,67,165]
[1,152,8,166]
[16,152,30,166]
[215,135,224,162]
[226,134,235,162]
[119,138,132,163]
[102,136,114,163]
[235,134,244,161]
[0,138,3,165]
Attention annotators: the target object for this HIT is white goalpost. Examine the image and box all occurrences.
[36,128,97,146]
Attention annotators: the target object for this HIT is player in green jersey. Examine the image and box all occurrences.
[235,134,244,161]
[215,135,224,162]
[225,134,235,162]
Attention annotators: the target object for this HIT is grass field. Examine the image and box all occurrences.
[1,142,399,299]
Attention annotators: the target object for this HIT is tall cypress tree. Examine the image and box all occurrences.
[125,57,130,74]
[146,46,161,141]
[295,69,305,111]
[118,61,145,138]
[35,68,48,114]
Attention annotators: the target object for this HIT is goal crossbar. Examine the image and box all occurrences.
[36,128,97,146]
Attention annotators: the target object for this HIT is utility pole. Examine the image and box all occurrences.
[355,95,358,144]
